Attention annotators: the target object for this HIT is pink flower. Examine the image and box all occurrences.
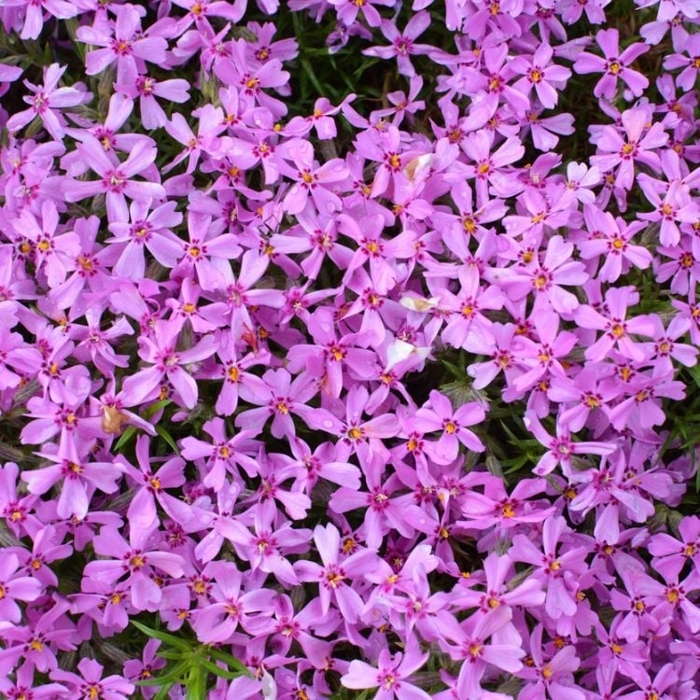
[363,11,433,77]
[121,320,218,409]
[341,643,431,700]
[0,552,42,623]
[439,606,525,699]
[574,28,649,99]
[294,523,378,622]
[524,412,617,477]
[51,658,134,699]
[510,43,572,109]
[414,389,485,465]
[78,5,168,84]
[6,63,88,141]
[575,285,657,362]
[64,135,166,222]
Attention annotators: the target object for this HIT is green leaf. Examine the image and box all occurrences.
[114,425,136,452]
[200,658,247,680]
[153,681,176,700]
[155,425,180,456]
[131,620,192,652]
[143,399,172,420]
[137,661,191,687]
[156,650,186,661]
[207,647,252,677]
[186,664,208,700]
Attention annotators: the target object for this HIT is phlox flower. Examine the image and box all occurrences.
[0,552,42,624]
[240,451,312,521]
[510,43,572,109]
[163,104,227,174]
[327,0,394,28]
[609,556,669,643]
[190,483,240,564]
[509,310,578,394]
[209,502,310,586]
[234,367,320,439]
[181,416,261,489]
[171,0,246,31]
[0,462,43,539]
[277,138,348,216]
[463,129,525,205]
[341,643,431,700]
[51,658,134,700]
[623,663,686,700]
[10,199,78,289]
[559,0,610,23]
[294,523,378,623]
[548,365,618,433]
[654,238,700,296]
[0,596,76,675]
[77,4,168,84]
[639,313,697,373]
[522,108,576,152]
[165,277,228,334]
[82,523,186,612]
[590,107,668,190]
[214,39,290,118]
[494,234,587,316]
[107,200,182,281]
[285,94,352,139]
[638,176,699,247]
[329,457,432,549]
[577,204,652,282]
[116,74,191,130]
[340,266,404,348]
[363,11,433,77]
[119,435,193,532]
[46,217,116,313]
[121,319,218,410]
[575,286,657,363]
[458,477,555,532]
[69,307,134,378]
[373,75,426,127]
[663,33,700,91]
[123,638,167,697]
[465,43,531,114]
[464,322,526,393]
[435,265,505,351]
[268,598,337,671]
[414,389,485,465]
[524,412,617,477]
[6,63,87,140]
[284,437,362,494]
[452,552,546,615]
[286,307,377,398]
[23,437,123,520]
[0,323,42,391]
[517,624,585,700]
[648,515,700,580]
[0,662,67,699]
[244,21,298,66]
[64,134,166,223]
[376,562,451,642]
[189,562,277,644]
[15,524,72,588]
[511,517,591,621]
[573,28,649,99]
[439,606,525,699]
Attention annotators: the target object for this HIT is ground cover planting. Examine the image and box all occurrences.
[0,0,699,697]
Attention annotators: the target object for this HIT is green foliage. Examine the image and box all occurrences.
[130,621,251,700]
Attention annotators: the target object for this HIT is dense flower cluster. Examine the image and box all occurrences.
[0,0,699,698]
